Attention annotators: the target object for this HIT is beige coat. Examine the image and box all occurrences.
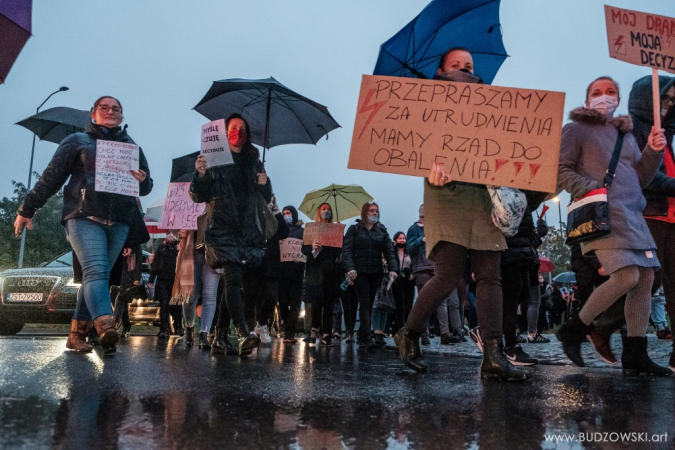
[423,180,506,259]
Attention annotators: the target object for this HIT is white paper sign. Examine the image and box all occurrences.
[201,119,233,167]
[95,140,139,197]
[159,182,206,230]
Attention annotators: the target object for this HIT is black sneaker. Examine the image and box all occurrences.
[504,345,538,366]
[516,335,527,344]
[441,332,461,345]
[421,335,431,345]
[527,333,550,343]
[469,327,483,352]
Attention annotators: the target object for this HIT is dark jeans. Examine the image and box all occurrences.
[501,264,531,348]
[353,273,382,339]
[343,284,358,332]
[647,219,675,346]
[278,272,303,337]
[155,278,174,332]
[243,268,278,329]
[406,241,502,340]
[393,277,415,332]
[310,276,337,335]
[217,262,246,331]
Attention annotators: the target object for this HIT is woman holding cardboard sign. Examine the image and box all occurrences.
[14,96,152,355]
[393,48,526,381]
[555,76,671,376]
[191,113,272,356]
[342,202,399,349]
[301,203,343,346]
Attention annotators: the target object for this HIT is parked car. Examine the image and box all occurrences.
[0,251,159,335]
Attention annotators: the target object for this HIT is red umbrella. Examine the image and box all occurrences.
[539,256,555,273]
[0,0,32,84]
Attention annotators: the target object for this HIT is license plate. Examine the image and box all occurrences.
[7,292,43,303]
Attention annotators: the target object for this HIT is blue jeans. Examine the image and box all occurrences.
[67,218,130,321]
[651,293,668,330]
[183,251,220,333]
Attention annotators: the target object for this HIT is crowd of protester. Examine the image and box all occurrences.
[14,47,675,381]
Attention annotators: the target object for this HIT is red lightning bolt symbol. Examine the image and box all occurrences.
[358,88,387,139]
[614,35,624,50]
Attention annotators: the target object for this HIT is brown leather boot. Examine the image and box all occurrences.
[65,319,93,352]
[93,315,119,355]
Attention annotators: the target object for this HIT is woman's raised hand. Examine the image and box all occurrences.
[257,173,268,186]
[195,155,208,177]
[427,162,449,186]
[649,127,667,151]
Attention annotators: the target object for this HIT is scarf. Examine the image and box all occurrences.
[171,231,195,304]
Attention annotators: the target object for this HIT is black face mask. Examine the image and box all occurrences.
[396,243,406,249]
[435,68,483,84]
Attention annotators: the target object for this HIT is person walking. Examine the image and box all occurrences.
[342,202,399,348]
[14,96,152,355]
[391,232,416,334]
[190,113,270,356]
[393,48,525,381]
[555,76,671,376]
[148,234,180,339]
[278,206,305,343]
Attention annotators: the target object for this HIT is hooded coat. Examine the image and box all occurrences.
[189,143,272,268]
[628,75,675,217]
[18,123,153,224]
[557,107,663,255]
[279,205,305,279]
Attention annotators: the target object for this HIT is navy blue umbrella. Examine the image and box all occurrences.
[373,0,508,84]
[193,77,341,162]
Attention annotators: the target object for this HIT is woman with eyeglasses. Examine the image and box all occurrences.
[190,113,271,356]
[15,96,152,355]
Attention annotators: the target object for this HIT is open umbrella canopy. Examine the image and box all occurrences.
[553,271,576,285]
[373,0,508,84]
[0,0,32,84]
[299,184,373,222]
[539,256,555,273]
[193,77,340,160]
[16,106,90,144]
[170,151,199,183]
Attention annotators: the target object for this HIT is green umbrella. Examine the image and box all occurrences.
[299,184,373,222]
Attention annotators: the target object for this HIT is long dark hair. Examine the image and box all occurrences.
[392,231,408,254]
[360,201,379,223]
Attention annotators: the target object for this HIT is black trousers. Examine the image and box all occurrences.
[217,262,246,332]
[243,269,278,330]
[353,273,382,339]
[501,264,531,348]
[278,272,304,336]
[392,277,415,333]
[342,284,359,332]
[155,278,174,332]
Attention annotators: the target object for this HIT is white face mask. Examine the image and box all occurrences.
[588,95,619,117]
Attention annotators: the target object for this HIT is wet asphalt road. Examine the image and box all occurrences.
[0,335,674,450]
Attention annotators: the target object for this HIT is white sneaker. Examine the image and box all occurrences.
[259,325,272,344]
[254,322,263,338]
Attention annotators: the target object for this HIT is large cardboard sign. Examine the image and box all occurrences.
[201,119,233,167]
[158,182,206,230]
[605,5,675,74]
[279,238,307,263]
[303,222,346,248]
[348,75,565,192]
[95,140,139,197]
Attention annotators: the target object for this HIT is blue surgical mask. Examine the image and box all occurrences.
[320,210,332,220]
[284,215,293,224]
[368,215,379,223]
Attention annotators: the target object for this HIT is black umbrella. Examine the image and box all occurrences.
[170,151,199,183]
[16,106,90,144]
[0,0,32,84]
[193,77,341,162]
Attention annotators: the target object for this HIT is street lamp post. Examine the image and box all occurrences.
[17,86,69,268]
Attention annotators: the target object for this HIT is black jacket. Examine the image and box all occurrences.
[247,212,289,279]
[189,144,272,268]
[302,234,343,300]
[149,240,178,283]
[342,220,399,275]
[279,206,305,279]
[629,75,675,216]
[501,191,548,268]
[19,124,152,224]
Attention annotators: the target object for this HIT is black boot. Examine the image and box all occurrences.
[185,327,195,347]
[481,338,528,381]
[237,323,261,356]
[374,333,386,348]
[394,327,427,373]
[198,332,211,350]
[211,328,230,354]
[555,316,592,367]
[621,336,673,376]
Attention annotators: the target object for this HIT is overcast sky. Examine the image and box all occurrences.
[1,0,672,236]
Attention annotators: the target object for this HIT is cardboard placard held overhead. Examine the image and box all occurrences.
[279,238,307,263]
[348,75,565,192]
[303,222,346,248]
[158,182,206,230]
[201,119,233,167]
[95,140,139,197]
[605,5,675,74]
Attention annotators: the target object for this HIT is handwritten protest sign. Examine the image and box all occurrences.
[95,140,139,196]
[201,119,233,167]
[303,222,346,248]
[158,182,206,230]
[348,75,565,192]
[280,238,307,263]
[605,5,675,74]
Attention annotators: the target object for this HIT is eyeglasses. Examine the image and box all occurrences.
[97,105,122,114]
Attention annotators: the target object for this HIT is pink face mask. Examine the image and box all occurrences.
[228,129,246,146]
